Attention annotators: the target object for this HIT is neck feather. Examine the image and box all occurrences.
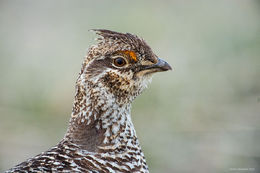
[64,78,140,154]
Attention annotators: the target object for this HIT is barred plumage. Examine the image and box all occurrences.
[6,29,171,173]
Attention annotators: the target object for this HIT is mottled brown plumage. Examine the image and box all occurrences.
[6,29,171,173]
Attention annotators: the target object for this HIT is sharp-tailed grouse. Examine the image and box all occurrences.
[6,29,172,173]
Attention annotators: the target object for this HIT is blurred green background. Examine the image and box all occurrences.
[1,0,260,172]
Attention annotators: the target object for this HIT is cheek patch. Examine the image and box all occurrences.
[120,50,138,62]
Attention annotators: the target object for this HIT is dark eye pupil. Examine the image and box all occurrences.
[114,57,126,67]
[116,58,123,65]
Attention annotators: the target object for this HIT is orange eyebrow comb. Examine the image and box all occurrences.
[120,50,137,62]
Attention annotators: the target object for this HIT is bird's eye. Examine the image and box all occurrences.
[113,57,127,67]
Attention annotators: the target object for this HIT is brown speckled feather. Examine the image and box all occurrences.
[6,29,171,173]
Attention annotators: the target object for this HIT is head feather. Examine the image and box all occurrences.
[81,29,156,75]
[90,29,152,55]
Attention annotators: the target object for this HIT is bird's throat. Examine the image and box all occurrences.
[65,80,141,154]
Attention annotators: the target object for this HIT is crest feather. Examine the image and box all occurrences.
[90,29,150,52]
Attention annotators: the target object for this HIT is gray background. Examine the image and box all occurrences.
[1,0,260,172]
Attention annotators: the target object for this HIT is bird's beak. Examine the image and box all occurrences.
[142,58,172,72]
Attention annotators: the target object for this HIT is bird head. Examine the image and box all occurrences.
[78,29,172,104]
